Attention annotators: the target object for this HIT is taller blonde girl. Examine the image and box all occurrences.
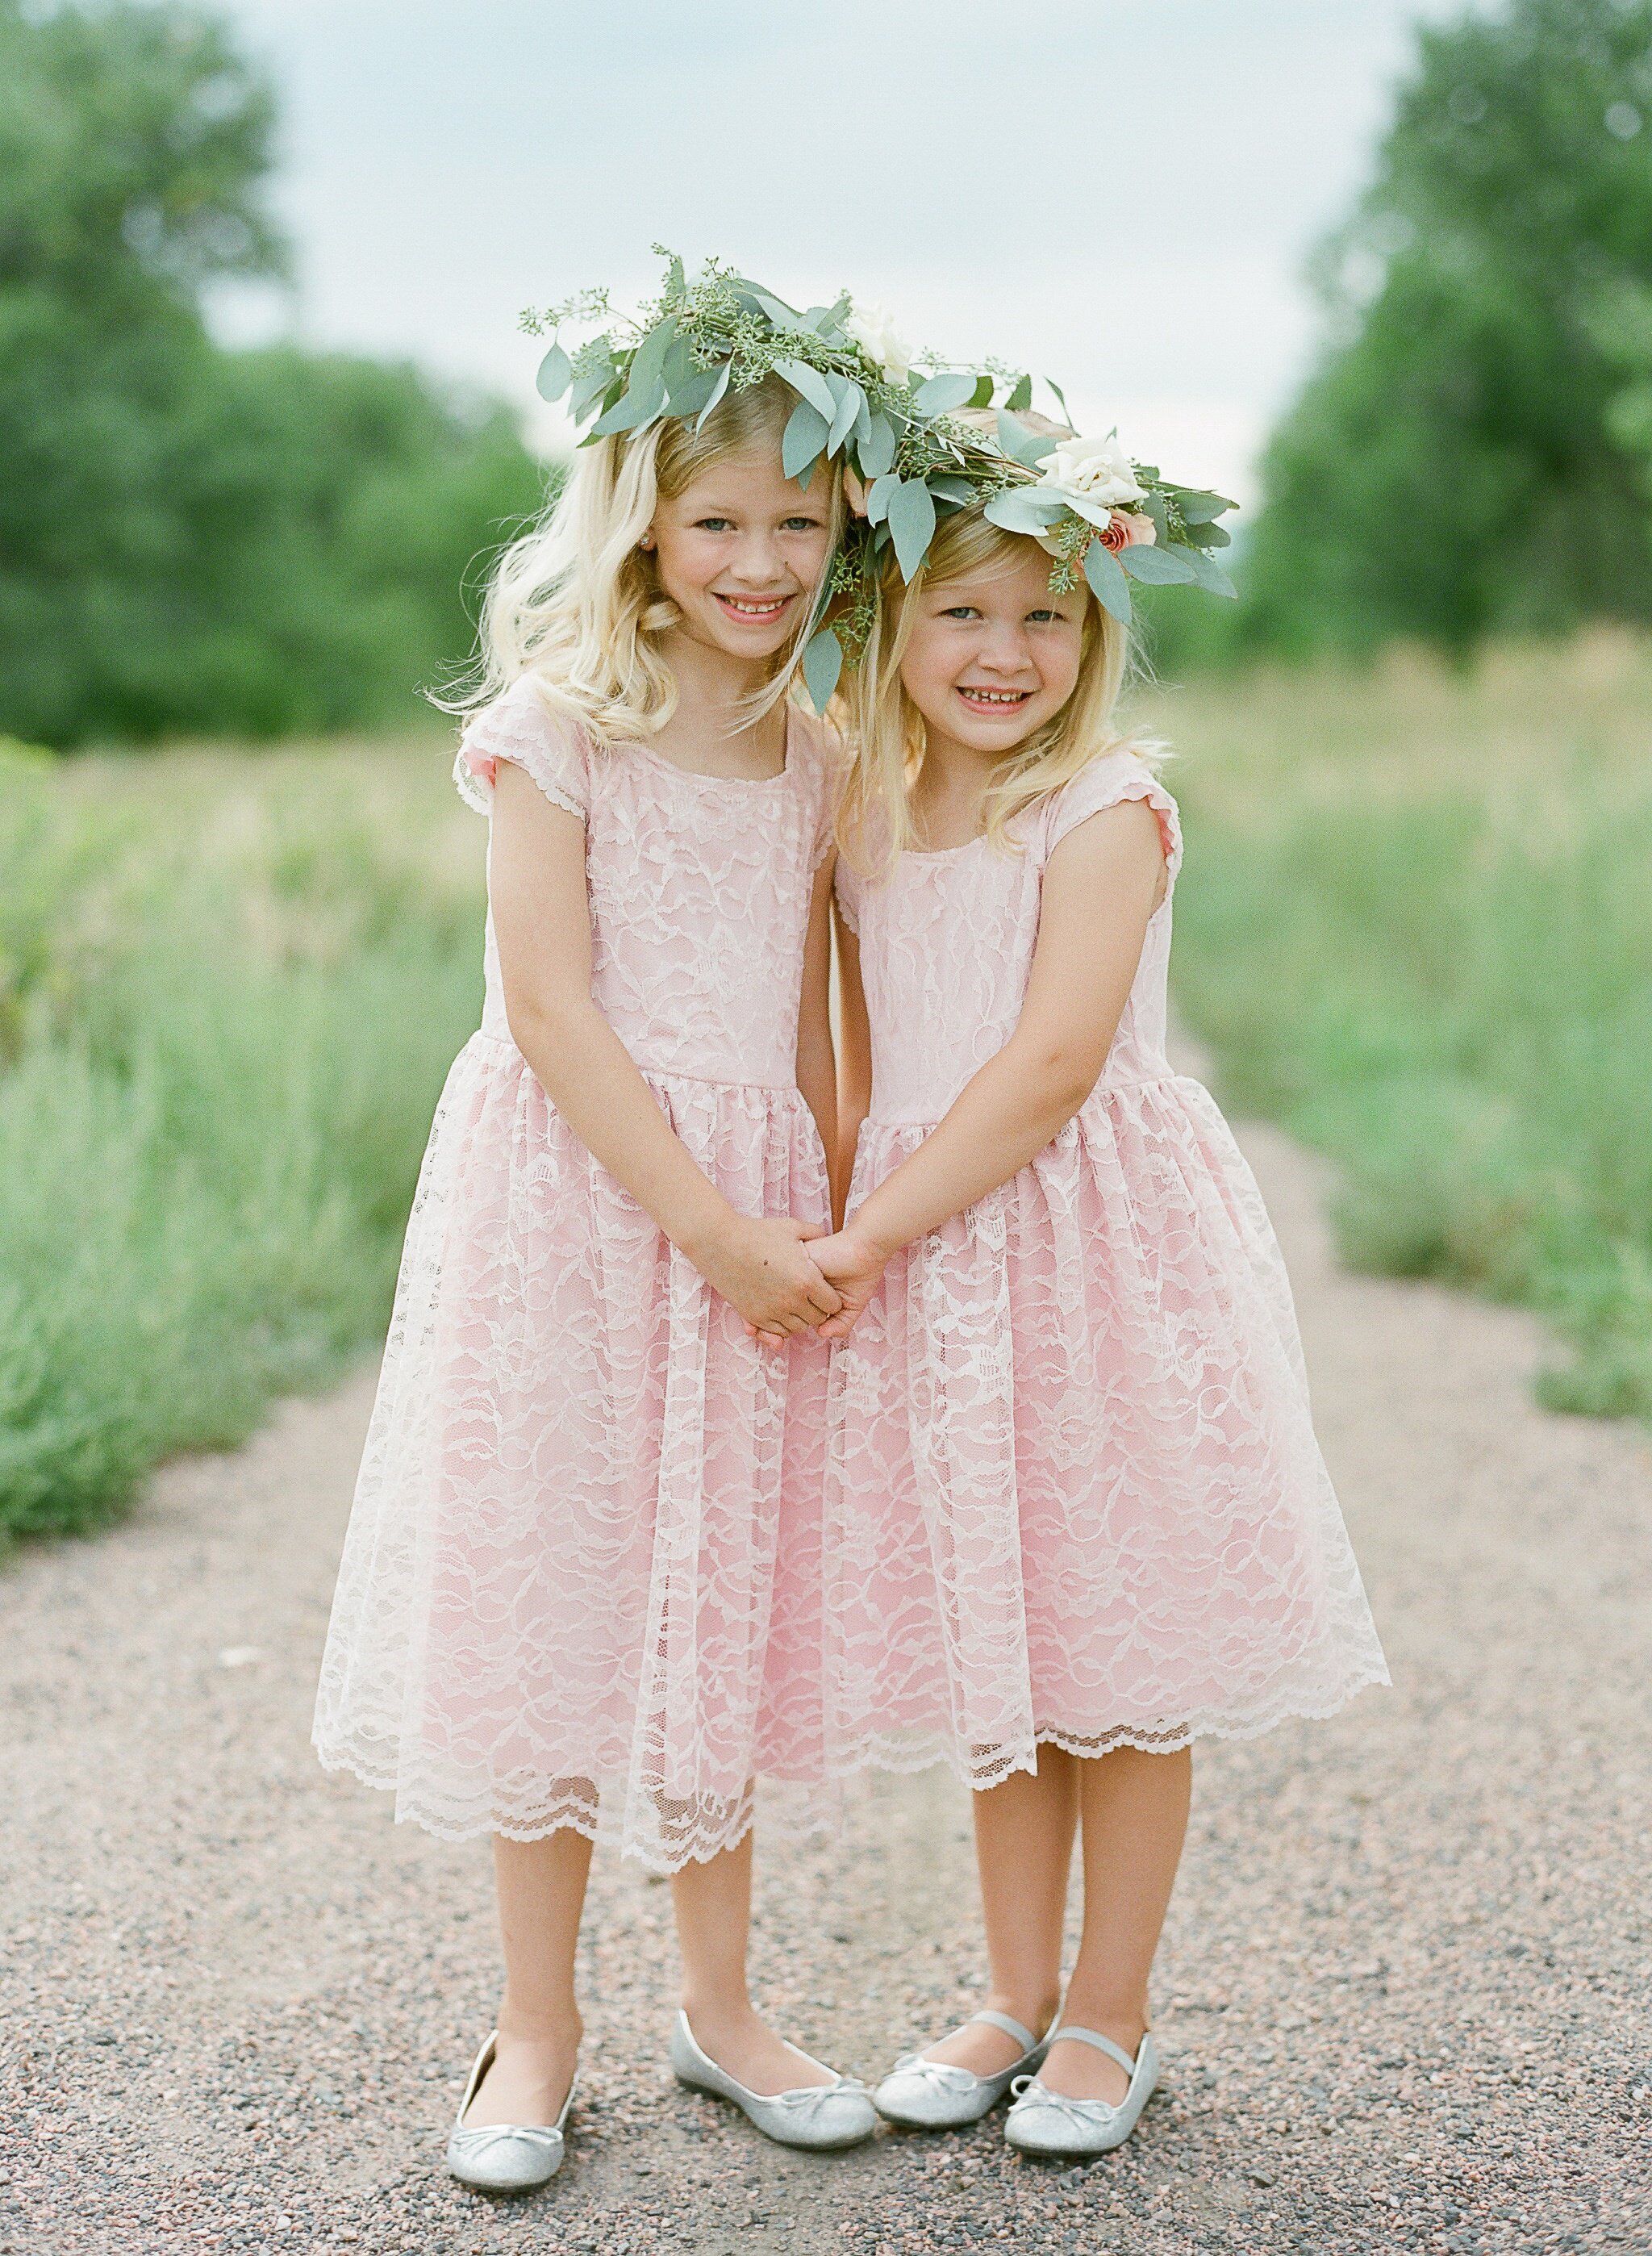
[315,365,879,2191]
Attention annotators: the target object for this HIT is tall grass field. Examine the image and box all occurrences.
[1154,633,1652,1424]
[2,636,1647,1543]
[0,733,484,1543]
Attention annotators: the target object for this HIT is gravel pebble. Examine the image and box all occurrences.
[2,1105,1649,2256]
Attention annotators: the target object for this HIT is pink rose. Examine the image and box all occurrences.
[1099,509,1156,551]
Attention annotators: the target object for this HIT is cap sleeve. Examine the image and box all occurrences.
[1042,749,1183,886]
[454,677,590,822]
[788,704,845,868]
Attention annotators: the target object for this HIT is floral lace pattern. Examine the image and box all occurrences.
[314,679,841,1870]
[827,754,1388,1786]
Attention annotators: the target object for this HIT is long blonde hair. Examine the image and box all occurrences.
[450,373,843,744]
[840,506,1140,868]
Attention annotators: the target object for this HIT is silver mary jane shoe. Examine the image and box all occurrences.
[669,2010,876,2151]
[873,2008,1050,2129]
[445,2030,577,2192]
[1003,2027,1159,2158]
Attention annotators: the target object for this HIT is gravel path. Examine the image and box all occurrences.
[3,1099,1649,2256]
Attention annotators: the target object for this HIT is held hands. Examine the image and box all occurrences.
[801,1227,891,1343]
[695,1214,844,1346]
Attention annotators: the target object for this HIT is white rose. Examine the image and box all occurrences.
[845,300,915,385]
[1037,432,1146,509]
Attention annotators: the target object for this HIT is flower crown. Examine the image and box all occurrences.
[524,249,1237,710]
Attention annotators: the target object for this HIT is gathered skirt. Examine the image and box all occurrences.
[822,1073,1389,1787]
[313,1032,835,1872]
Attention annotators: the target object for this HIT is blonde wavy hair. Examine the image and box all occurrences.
[840,504,1145,870]
[449,373,843,744]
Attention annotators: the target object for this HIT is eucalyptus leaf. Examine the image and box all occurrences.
[859,412,898,478]
[782,399,830,479]
[1045,375,1072,425]
[1120,542,1198,585]
[887,478,937,579]
[997,411,1058,468]
[969,372,995,409]
[1006,374,1032,412]
[1083,538,1133,623]
[827,378,865,456]
[626,314,678,401]
[1180,546,1238,598]
[1141,491,1170,543]
[774,357,839,421]
[1065,493,1120,532]
[929,474,976,506]
[569,354,617,418]
[852,390,874,452]
[535,342,572,403]
[801,626,844,713]
[866,471,901,524]
[1169,487,1239,525]
[982,487,1067,535]
[914,371,978,416]
[694,361,733,431]
[590,372,668,436]
[1181,517,1231,550]
[665,362,724,419]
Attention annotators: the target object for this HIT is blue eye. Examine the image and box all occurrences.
[941,605,980,620]
[695,516,734,533]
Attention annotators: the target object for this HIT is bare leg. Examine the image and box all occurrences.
[923,1745,1077,2077]
[671,1828,834,2095]
[1041,1745,1192,2103]
[463,1830,592,2128]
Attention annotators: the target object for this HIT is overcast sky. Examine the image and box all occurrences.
[210,0,1471,503]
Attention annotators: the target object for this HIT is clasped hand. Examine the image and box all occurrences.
[704,1214,890,1347]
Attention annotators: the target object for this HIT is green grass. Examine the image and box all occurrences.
[0,733,485,1543]
[1149,633,1652,1421]
[5,631,1647,1543]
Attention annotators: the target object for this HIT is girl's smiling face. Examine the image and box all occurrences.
[649,449,834,661]
[899,543,1087,751]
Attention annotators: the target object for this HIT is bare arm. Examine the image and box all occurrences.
[813,799,1166,1331]
[832,908,872,1230]
[489,762,840,1337]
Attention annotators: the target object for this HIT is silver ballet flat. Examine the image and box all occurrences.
[445,2029,577,2192]
[1003,2026,1159,2158]
[873,2008,1050,2129]
[669,2010,876,2151]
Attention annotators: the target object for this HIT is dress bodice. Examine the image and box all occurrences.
[835,751,1183,1129]
[459,676,837,1089]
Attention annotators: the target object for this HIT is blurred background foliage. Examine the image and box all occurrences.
[1149,0,1652,673]
[2,0,1650,1538]
[0,0,545,746]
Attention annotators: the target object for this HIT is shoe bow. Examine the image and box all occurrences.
[768,2075,869,2120]
[889,2054,988,2091]
[450,2122,565,2158]
[1008,2074,1124,2128]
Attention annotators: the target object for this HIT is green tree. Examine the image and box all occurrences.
[0,1,544,746]
[1241,0,1652,658]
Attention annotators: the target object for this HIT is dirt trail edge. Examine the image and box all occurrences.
[3,1093,1648,2256]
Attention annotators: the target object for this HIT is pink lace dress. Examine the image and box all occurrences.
[313,676,838,1870]
[828,750,1387,1788]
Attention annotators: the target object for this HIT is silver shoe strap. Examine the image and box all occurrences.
[966,2007,1038,2053]
[1045,2025,1140,2076]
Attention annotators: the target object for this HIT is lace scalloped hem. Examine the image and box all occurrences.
[311,1732,846,1874]
[822,1665,1392,1794]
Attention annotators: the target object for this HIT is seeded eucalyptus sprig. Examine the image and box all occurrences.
[523,249,1239,711]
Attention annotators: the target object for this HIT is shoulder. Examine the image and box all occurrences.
[787,701,847,861]
[454,675,591,821]
[1040,746,1182,879]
